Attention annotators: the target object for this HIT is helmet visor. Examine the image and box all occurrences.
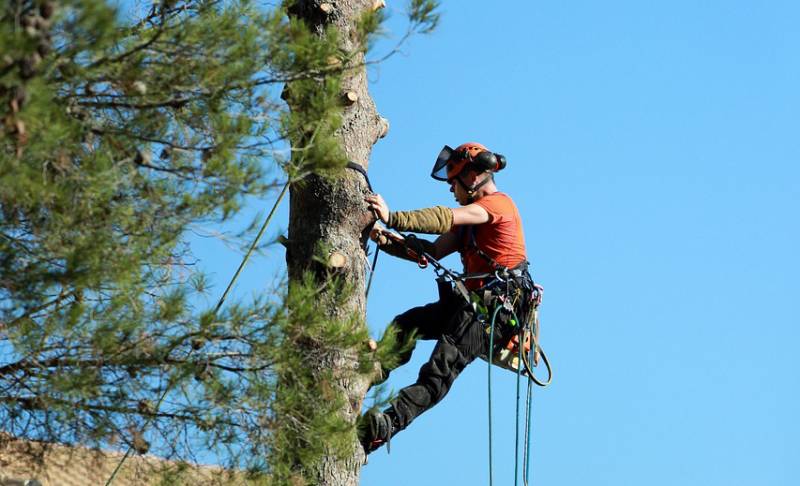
[431,145,454,181]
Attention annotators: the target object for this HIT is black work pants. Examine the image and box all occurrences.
[384,288,511,432]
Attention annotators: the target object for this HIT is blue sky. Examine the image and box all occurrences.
[195,1,799,484]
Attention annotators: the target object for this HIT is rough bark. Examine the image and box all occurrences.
[285,1,385,484]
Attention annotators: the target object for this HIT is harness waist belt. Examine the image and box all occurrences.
[461,262,530,282]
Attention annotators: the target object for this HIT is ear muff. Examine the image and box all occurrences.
[473,151,507,173]
[473,151,498,172]
[494,153,507,172]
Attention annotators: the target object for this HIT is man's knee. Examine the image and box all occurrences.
[392,306,423,333]
[375,319,419,375]
[394,301,448,340]
[418,343,468,401]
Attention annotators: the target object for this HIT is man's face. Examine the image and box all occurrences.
[448,179,466,205]
[448,170,478,205]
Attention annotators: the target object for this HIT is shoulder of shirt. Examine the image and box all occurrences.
[479,192,514,205]
[474,192,517,225]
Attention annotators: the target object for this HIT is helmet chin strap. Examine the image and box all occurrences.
[456,172,492,203]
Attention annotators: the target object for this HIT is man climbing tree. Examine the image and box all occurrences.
[360,142,538,453]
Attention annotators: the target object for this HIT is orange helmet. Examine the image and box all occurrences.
[431,142,506,182]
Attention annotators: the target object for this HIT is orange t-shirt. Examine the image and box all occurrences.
[459,192,527,288]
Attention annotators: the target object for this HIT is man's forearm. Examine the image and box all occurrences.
[387,206,453,234]
[378,235,437,262]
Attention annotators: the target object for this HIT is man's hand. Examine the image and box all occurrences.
[403,234,431,261]
[365,193,390,223]
[370,224,402,246]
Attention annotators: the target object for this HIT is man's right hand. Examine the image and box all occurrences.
[370,224,403,246]
[365,193,390,223]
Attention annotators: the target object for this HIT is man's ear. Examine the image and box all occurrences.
[471,170,492,185]
[463,170,480,184]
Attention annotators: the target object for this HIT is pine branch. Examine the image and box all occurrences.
[1,395,239,426]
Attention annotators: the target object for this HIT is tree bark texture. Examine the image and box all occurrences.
[285,1,385,484]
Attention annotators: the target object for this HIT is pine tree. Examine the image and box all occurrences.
[1,0,438,484]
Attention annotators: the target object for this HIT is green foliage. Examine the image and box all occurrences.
[263,15,353,184]
[0,0,440,481]
[268,272,369,483]
[0,0,352,471]
[356,8,387,54]
[409,0,441,34]
[370,319,417,376]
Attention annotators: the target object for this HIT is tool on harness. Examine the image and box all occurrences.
[475,269,550,383]
[485,282,551,387]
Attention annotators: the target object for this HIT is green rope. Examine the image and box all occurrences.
[105,181,290,486]
[487,306,496,485]
[523,313,539,486]
[488,305,539,486]
[524,371,534,486]
[514,324,523,486]
[214,181,290,313]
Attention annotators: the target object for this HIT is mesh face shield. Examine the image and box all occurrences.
[431,145,454,181]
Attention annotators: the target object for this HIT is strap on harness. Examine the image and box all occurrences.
[459,224,505,272]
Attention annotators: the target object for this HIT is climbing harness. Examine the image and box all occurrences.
[105,182,291,486]
[378,229,551,486]
[373,227,552,383]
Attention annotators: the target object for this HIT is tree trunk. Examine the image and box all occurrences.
[284,1,386,484]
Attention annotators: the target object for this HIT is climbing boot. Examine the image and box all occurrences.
[358,409,395,454]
